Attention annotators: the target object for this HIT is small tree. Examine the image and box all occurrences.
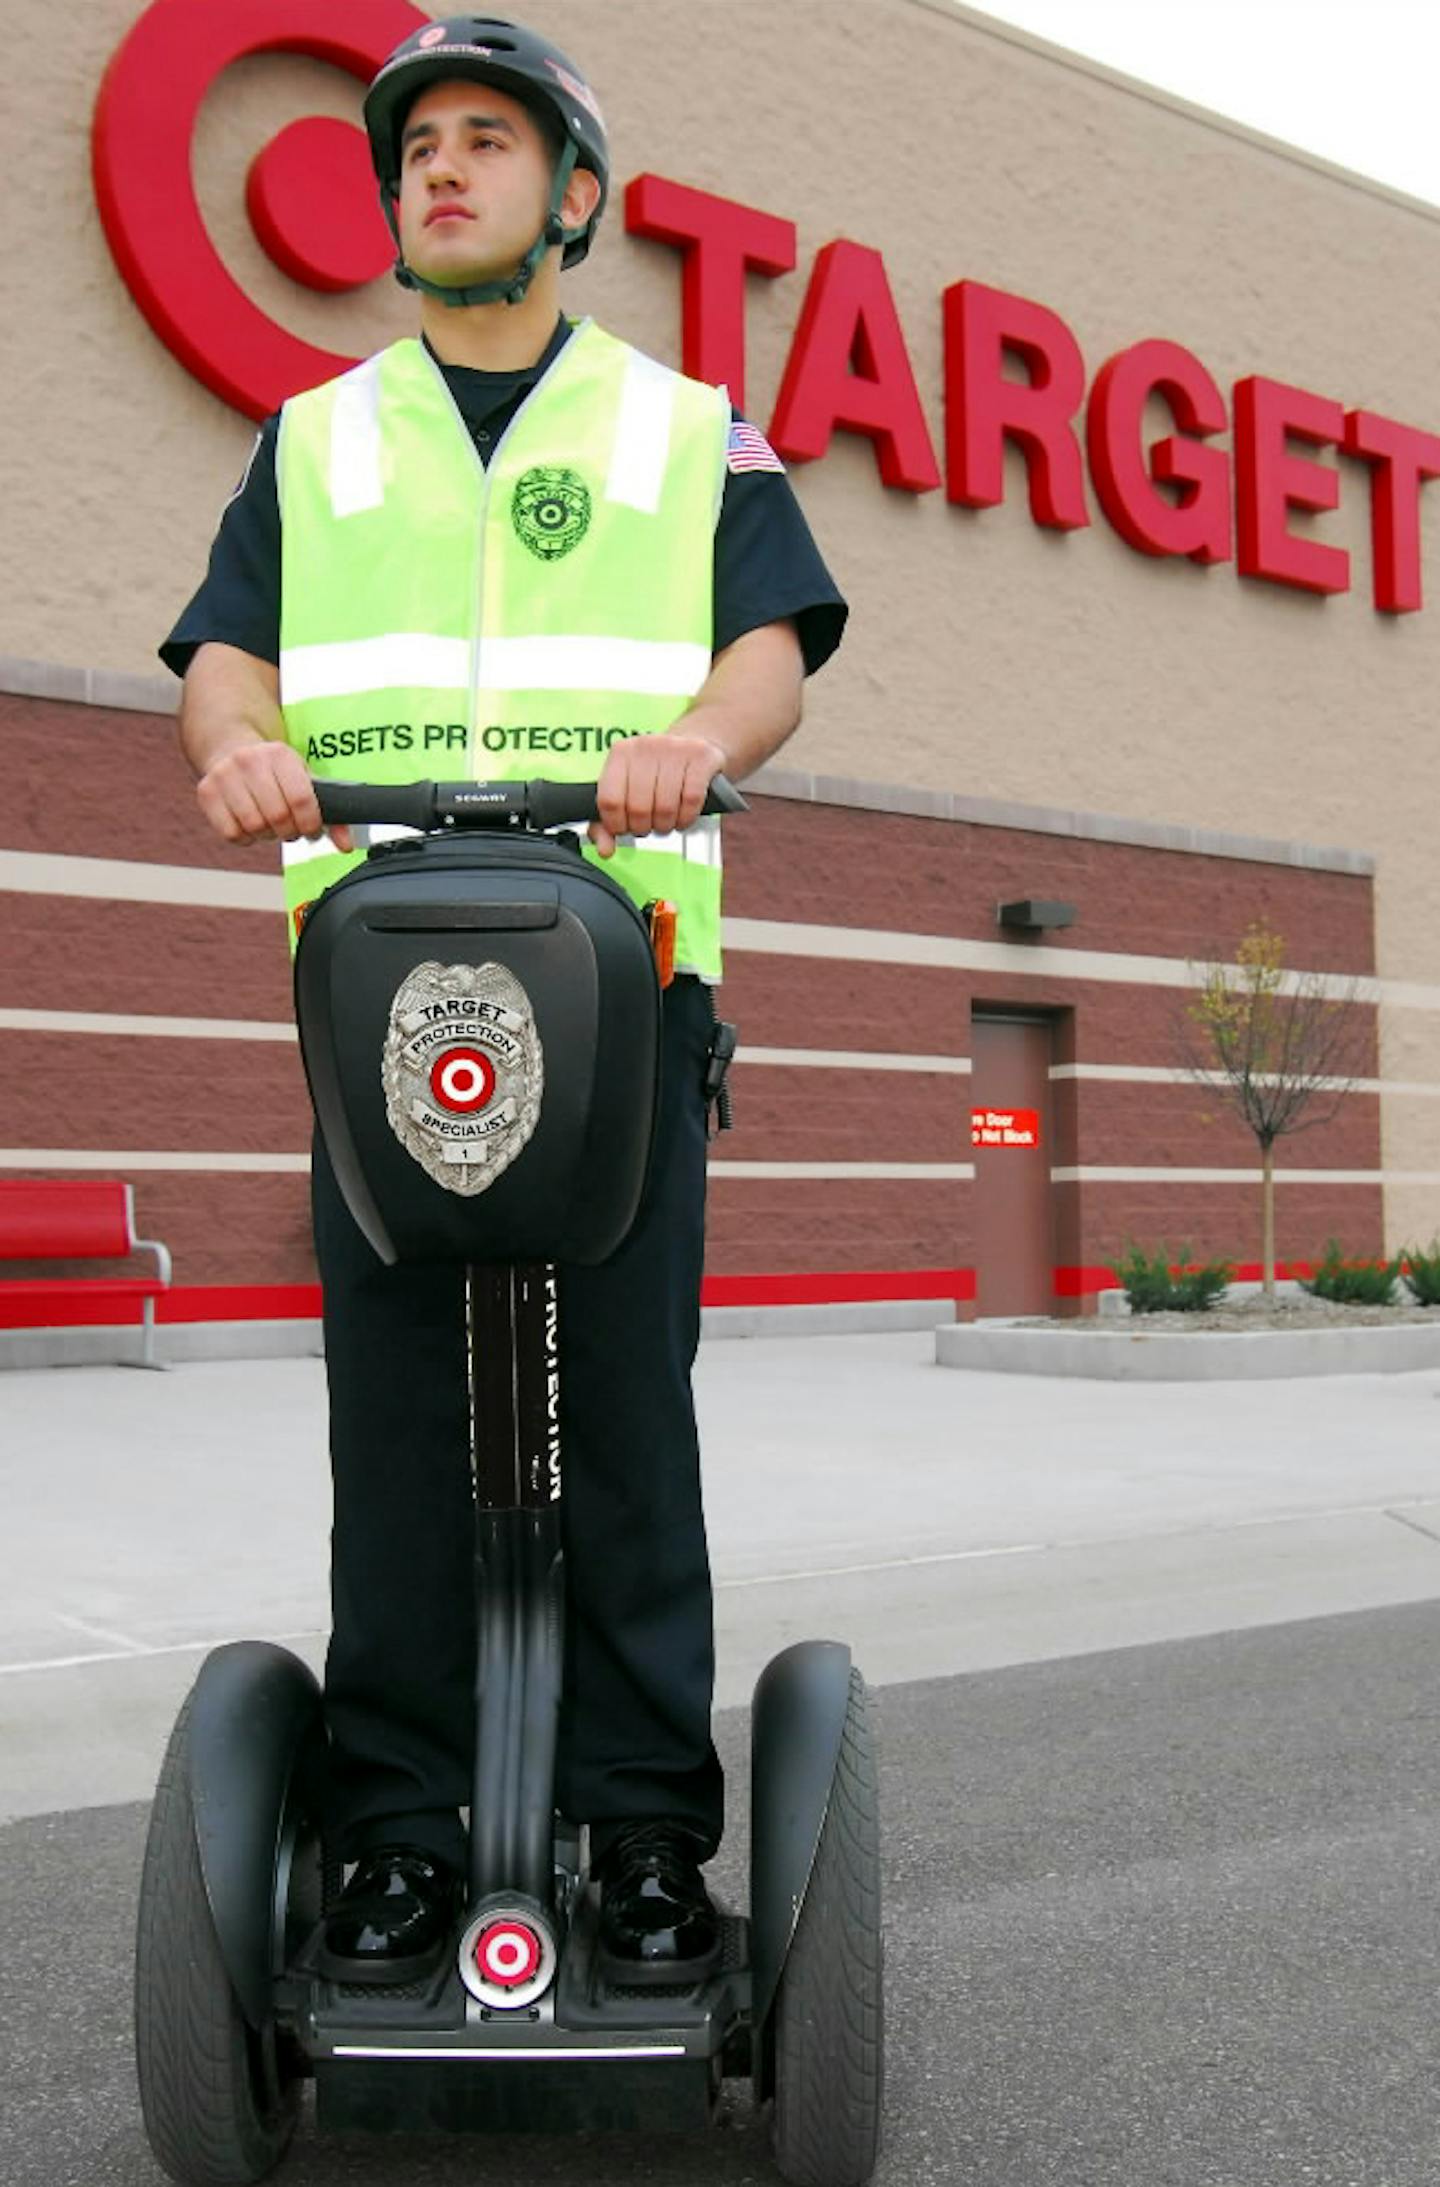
[1177,922,1371,1302]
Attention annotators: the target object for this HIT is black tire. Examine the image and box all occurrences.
[770,1669,884,2187]
[134,1688,300,2186]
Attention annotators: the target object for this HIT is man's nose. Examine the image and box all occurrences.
[426,142,463,187]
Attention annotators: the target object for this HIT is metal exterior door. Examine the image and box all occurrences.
[971,1012,1054,1317]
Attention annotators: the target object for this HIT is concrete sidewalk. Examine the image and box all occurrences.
[4,1334,1440,1822]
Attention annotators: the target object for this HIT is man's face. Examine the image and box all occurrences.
[395,79,556,290]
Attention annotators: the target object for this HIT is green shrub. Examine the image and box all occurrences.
[1300,1239,1400,1305]
[1115,1243,1234,1315]
[1401,1240,1440,1307]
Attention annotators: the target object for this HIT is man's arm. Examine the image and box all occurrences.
[590,620,804,857]
[181,642,352,852]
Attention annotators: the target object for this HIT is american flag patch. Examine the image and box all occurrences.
[727,422,786,475]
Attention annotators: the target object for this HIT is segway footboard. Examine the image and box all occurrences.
[306,1883,752,2137]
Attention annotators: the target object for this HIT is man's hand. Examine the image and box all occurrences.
[181,641,352,853]
[587,623,806,858]
[590,729,726,858]
[196,739,352,853]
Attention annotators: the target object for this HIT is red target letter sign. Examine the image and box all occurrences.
[943,280,1089,531]
[769,241,941,492]
[1087,340,1231,564]
[1343,409,1440,613]
[624,174,796,414]
[1233,376,1349,596]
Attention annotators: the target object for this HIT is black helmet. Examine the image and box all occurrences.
[364,16,609,280]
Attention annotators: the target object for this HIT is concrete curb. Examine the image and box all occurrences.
[702,1298,956,1341]
[0,1320,326,1372]
[936,1321,1440,1380]
[0,1298,958,1370]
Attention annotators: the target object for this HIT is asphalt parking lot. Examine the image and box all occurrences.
[5,1335,1440,2184]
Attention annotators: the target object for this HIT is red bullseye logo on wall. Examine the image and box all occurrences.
[428,1048,497,1116]
[92,0,423,421]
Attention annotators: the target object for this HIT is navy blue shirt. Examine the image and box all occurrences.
[162,318,847,678]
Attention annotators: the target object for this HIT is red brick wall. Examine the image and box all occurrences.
[0,693,1382,1315]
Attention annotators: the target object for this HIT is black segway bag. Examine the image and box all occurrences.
[294,831,660,1267]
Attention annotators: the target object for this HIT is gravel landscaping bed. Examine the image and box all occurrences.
[1028,1298,1440,1334]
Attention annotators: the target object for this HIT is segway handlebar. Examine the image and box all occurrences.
[314,774,748,834]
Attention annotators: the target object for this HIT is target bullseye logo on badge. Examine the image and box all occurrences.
[383,961,545,1197]
[428,1046,497,1117]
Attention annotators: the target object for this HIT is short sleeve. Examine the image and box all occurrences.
[159,418,283,678]
[712,420,847,674]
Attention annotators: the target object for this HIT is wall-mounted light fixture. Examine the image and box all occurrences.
[996,899,1077,932]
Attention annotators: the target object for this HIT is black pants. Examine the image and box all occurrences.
[311,976,724,1871]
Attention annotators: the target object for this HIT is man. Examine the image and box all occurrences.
[163,15,845,1986]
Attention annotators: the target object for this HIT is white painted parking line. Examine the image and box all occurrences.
[0,1628,326,1679]
[717,1542,1047,1588]
[52,1613,148,1654]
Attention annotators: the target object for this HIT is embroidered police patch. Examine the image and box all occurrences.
[382,961,544,1196]
[511,466,592,560]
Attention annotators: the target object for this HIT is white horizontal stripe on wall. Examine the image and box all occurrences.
[0,1009,296,1043]
[723,917,1401,1004]
[1049,1063,1440,1097]
[709,1161,975,1180]
[8,852,1440,1017]
[0,1149,311,1172]
[739,1047,971,1074]
[0,1149,975,1182]
[1050,1166,1440,1186]
[0,850,281,911]
[0,1011,966,1074]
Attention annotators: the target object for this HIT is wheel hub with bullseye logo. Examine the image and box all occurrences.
[458,1899,558,2009]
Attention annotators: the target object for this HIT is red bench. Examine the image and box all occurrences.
[0,1180,173,1367]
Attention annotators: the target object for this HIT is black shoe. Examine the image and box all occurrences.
[316,1847,460,1984]
[595,1822,721,1986]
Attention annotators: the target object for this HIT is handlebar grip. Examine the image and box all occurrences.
[520,778,603,830]
[524,775,748,829]
[315,779,436,831]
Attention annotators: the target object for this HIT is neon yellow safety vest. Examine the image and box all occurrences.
[275,321,731,973]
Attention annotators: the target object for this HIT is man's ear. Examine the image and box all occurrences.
[563,166,602,230]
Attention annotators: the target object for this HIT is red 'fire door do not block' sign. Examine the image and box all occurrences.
[971,1107,1040,1148]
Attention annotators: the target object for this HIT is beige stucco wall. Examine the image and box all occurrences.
[5,0,1439,1242]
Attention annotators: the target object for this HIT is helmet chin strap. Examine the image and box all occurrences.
[384,141,581,310]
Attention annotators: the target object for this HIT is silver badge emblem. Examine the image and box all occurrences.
[382,961,544,1196]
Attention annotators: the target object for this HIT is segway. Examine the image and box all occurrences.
[134,776,883,2186]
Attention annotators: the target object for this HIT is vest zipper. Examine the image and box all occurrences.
[416,323,598,785]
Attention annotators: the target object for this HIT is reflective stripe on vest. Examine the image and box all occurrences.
[276,324,730,971]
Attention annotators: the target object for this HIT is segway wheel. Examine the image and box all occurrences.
[769,1669,884,2187]
[135,1690,299,2186]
